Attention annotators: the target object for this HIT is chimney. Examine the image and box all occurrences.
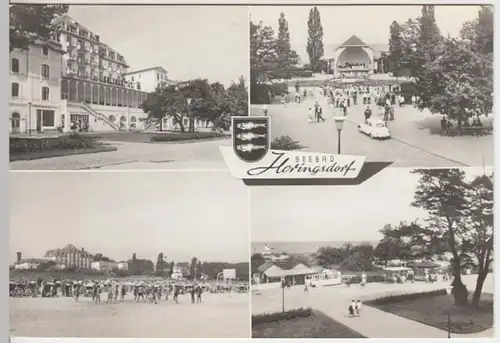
[17,252,22,263]
[81,248,84,252]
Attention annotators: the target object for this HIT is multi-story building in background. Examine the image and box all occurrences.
[123,66,177,93]
[9,39,64,134]
[48,14,150,131]
[44,244,93,270]
[91,260,129,272]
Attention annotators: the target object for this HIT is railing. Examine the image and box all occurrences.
[81,102,120,131]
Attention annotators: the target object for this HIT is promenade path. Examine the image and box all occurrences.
[252,275,494,338]
[10,138,230,170]
[251,87,493,168]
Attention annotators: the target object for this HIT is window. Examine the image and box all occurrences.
[131,76,134,82]
[42,87,50,101]
[41,64,50,79]
[137,82,141,90]
[157,73,160,81]
[11,58,19,73]
[12,83,19,98]
[40,110,55,127]
[42,46,49,56]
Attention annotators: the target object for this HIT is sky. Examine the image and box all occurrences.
[251,167,488,243]
[67,5,249,87]
[10,171,249,264]
[250,5,483,62]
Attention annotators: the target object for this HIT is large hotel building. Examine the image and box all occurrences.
[9,14,209,134]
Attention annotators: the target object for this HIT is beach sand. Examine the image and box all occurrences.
[10,292,250,338]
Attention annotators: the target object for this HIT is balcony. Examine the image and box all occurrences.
[78,72,90,79]
[66,69,77,76]
[67,54,77,61]
[77,44,88,52]
[78,58,91,65]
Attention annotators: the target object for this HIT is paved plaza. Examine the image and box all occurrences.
[10,138,230,170]
[10,292,249,338]
[251,89,494,168]
[252,275,493,338]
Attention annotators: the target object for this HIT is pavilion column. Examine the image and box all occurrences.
[83,82,86,102]
[104,87,106,105]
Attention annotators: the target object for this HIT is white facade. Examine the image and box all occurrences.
[91,260,129,272]
[124,67,176,93]
[9,41,64,134]
[14,261,42,270]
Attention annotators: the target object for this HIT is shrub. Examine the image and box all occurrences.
[9,134,98,154]
[366,289,447,306]
[251,83,272,104]
[150,131,228,142]
[252,307,312,325]
[270,82,288,97]
[271,135,305,151]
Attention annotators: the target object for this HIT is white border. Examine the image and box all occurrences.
[6,1,499,342]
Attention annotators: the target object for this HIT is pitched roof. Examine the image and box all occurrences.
[123,66,168,76]
[340,35,368,47]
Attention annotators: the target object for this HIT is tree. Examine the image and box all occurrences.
[463,174,493,306]
[419,5,441,48]
[169,261,175,277]
[416,37,493,124]
[251,253,266,276]
[306,6,324,71]
[315,246,344,267]
[190,257,198,280]
[460,5,493,55]
[411,169,472,306]
[276,13,299,71]
[388,21,403,73]
[10,4,69,51]
[143,79,245,132]
[197,260,202,279]
[250,20,279,84]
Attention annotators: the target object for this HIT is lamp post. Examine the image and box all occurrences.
[445,285,452,338]
[186,97,192,132]
[333,116,345,154]
[28,102,32,136]
[281,278,285,312]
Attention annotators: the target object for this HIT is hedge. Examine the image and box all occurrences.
[344,275,386,284]
[269,82,288,97]
[251,83,272,104]
[10,133,99,154]
[271,135,305,151]
[365,289,447,306]
[252,307,312,325]
[150,131,228,142]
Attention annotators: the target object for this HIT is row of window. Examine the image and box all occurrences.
[12,83,50,100]
[11,58,50,79]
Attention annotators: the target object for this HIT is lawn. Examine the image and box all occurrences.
[252,310,365,338]
[368,292,493,334]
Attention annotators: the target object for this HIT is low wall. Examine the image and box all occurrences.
[252,282,282,291]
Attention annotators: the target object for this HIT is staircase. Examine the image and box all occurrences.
[144,118,159,131]
[81,102,120,131]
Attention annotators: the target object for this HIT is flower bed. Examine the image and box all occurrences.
[252,307,312,326]
[150,131,229,142]
[10,134,116,161]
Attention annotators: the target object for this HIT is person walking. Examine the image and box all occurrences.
[315,102,325,122]
[262,105,268,116]
[355,300,362,316]
[364,106,372,121]
[308,107,314,123]
[348,300,356,317]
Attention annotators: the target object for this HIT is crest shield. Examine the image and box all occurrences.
[232,116,270,163]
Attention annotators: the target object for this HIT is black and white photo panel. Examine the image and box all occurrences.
[9,171,250,338]
[250,167,493,339]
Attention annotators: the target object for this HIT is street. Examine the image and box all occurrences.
[10,138,230,170]
[251,89,494,168]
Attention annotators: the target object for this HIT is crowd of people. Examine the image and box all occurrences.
[337,62,369,69]
[9,278,249,305]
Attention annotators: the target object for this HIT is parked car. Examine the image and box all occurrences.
[358,118,391,139]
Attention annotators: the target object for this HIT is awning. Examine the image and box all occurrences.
[264,267,316,278]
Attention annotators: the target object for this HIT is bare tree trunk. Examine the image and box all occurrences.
[448,218,469,306]
[472,268,489,307]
